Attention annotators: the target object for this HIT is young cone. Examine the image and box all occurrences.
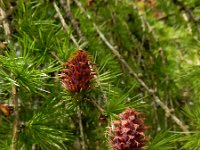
[61,50,95,93]
[109,108,147,150]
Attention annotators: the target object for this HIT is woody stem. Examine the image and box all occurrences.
[11,81,19,150]
[77,105,86,150]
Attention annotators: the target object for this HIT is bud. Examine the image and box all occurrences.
[109,108,147,150]
[0,103,14,117]
[61,50,95,93]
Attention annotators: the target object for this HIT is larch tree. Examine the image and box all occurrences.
[0,0,200,149]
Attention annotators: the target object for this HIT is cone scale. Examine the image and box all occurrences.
[61,50,95,93]
[109,108,147,150]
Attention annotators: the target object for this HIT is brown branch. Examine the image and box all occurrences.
[59,0,87,43]
[77,106,86,150]
[94,74,109,102]
[0,6,14,22]
[51,51,64,65]
[53,1,79,48]
[132,2,166,64]
[74,0,189,134]
[0,6,20,149]
[132,2,158,43]
[0,6,11,42]
[157,13,176,21]
[96,23,189,134]
[11,83,19,150]
[87,97,104,114]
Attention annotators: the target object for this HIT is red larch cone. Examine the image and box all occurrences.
[61,50,95,93]
[109,108,147,150]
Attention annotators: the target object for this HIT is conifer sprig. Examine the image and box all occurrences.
[1,0,200,149]
[74,0,189,134]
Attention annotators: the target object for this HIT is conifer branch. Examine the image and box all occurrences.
[157,13,176,21]
[77,106,86,150]
[97,27,189,134]
[0,6,14,22]
[59,0,87,43]
[0,6,20,149]
[11,82,19,150]
[51,52,64,65]
[87,97,104,114]
[95,24,189,134]
[53,1,79,48]
[0,6,11,42]
[74,0,189,134]
[132,2,157,42]
[132,2,166,64]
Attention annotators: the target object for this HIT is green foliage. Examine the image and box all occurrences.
[1,0,200,149]
[148,130,178,150]
[179,104,200,149]
[179,131,200,149]
[19,99,73,149]
[0,117,12,150]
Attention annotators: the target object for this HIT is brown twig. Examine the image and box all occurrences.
[74,0,189,134]
[87,97,104,114]
[0,6,20,149]
[132,2,166,64]
[95,22,189,134]
[132,2,158,43]
[11,82,19,150]
[0,6,14,22]
[59,0,87,43]
[0,6,11,42]
[51,51,64,65]
[157,13,175,21]
[53,1,79,48]
[77,106,86,150]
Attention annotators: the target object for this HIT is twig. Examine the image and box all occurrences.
[77,106,86,150]
[0,6,20,149]
[0,6,11,42]
[87,97,104,114]
[157,13,176,21]
[51,52,64,65]
[74,0,91,20]
[59,0,87,43]
[11,82,19,150]
[0,6,14,22]
[132,2,158,43]
[95,22,189,134]
[53,1,79,48]
[95,74,108,102]
[74,0,189,134]
[88,62,109,102]
[132,2,166,64]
